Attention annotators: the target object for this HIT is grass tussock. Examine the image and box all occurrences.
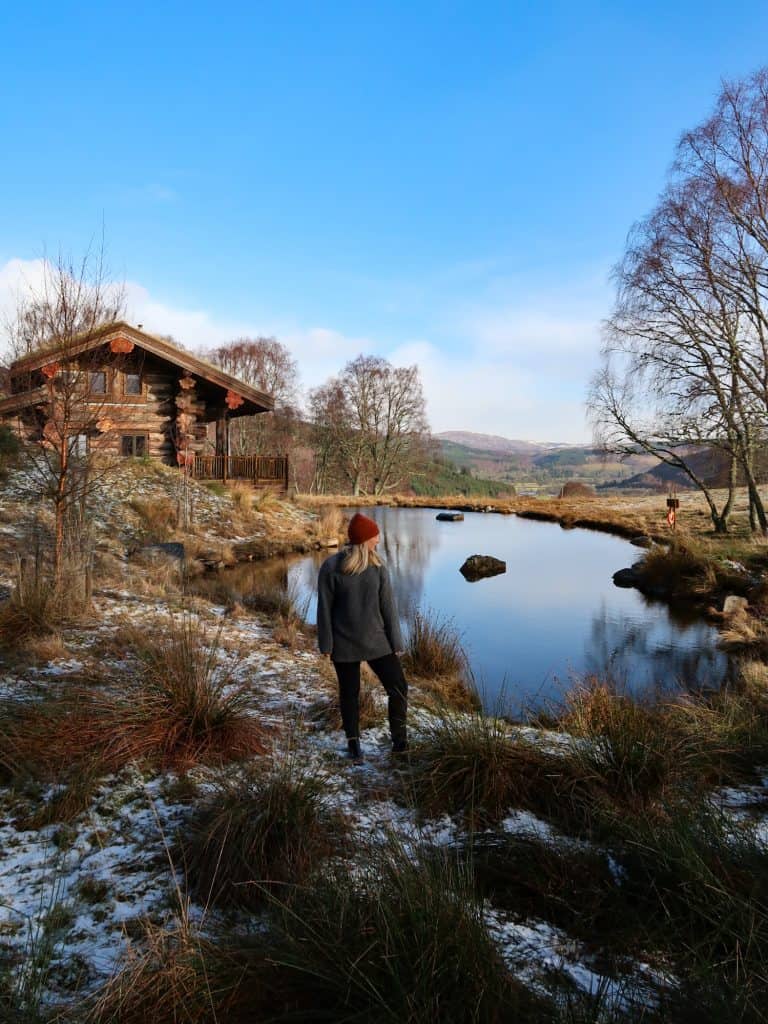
[0,615,269,813]
[106,614,270,768]
[251,840,546,1023]
[243,576,299,618]
[252,488,280,513]
[180,758,343,911]
[449,805,768,1021]
[403,677,768,834]
[719,612,768,657]
[618,803,768,1021]
[404,609,479,711]
[448,831,626,947]
[243,575,309,650]
[633,535,752,605]
[404,712,599,829]
[0,558,72,647]
[405,609,466,677]
[21,759,106,828]
[670,684,768,784]
[553,671,768,798]
[88,845,548,1024]
[14,634,69,665]
[314,504,344,544]
[182,536,236,568]
[635,538,716,597]
[129,497,178,540]
[227,481,254,520]
[272,612,303,648]
[83,922,246,1024]
[560,682,701,803]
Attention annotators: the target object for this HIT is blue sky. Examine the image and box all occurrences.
[2,2,768,440]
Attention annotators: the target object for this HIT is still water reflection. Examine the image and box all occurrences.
[221,507,730,714]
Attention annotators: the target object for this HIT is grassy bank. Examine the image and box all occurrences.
[298,484,768,544]
[1,577,766,1020]
[1,473,767,1022]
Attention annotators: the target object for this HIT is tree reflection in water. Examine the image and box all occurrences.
[226,507,442,629]
[583,599,729,698]
[374,507,441,622]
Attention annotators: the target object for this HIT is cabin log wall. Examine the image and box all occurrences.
[0,330,285,483]
[85,359,179,462]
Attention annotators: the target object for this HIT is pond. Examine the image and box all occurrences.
[213,507,730,715]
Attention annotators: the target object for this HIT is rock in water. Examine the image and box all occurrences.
[436,512,464,522]
[460,554,506,581]
[612,567,640,588]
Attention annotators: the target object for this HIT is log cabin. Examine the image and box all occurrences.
[0,321,289,487]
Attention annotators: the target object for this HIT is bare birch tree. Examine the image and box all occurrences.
[591,68,768,534]
[4,248,125,593]
[309,355,430,495]
[205,337,299,457]
[307,379,351,494]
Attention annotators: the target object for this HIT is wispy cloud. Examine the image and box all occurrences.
[0,259,375,396]
[0,257,603,442]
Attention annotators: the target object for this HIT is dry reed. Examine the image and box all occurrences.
[0,614,270,801]
[403,609,479,711]
[180,757,343,911]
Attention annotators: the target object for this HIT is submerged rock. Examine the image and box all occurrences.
[460,554,506,581]
[436,512,464,522]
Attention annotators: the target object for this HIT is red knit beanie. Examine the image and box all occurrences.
[348,512,380,545]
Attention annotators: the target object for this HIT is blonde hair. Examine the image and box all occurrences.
[341,542,382,575]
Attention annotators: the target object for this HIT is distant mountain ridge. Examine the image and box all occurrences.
[435,431,579,455]
[435,430,661,491]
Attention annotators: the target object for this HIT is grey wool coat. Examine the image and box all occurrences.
[316,550,405,662]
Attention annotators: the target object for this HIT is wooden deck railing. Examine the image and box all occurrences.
[192,454,289,487]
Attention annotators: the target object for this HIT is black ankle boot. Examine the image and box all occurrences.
[347,738,363,764]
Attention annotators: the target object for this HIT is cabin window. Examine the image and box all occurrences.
[89,371,107,395]
[120,434,147,457]
[123,372,142,396]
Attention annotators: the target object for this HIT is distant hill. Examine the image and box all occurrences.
[603,447,756,492]
[435,431,659,493]
[436,430,768,494]
[435,431,574,455]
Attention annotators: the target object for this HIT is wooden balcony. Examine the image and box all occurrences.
[191,454,289,488]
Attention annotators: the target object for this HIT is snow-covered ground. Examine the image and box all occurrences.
[3,593,756,1013]
[1,470,766,1015]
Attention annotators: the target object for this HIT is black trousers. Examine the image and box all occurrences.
[333,653,408,746]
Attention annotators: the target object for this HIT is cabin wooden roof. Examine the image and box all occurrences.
[7,322,275,414]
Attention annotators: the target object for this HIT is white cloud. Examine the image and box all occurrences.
[0,257,599,443]
[124,281,375,385]
[122,279,252,347]
[388,339,591,443]
[0,257,49,333]
[467,307,600,356]
[0,259,375,396]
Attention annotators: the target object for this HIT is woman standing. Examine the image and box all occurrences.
[317,512,408,763]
